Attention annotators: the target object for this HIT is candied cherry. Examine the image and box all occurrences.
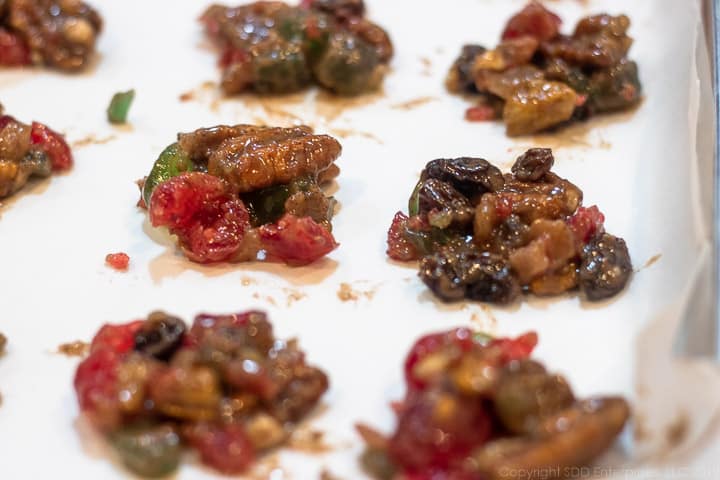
[387,211,419,261]
[149,172,251,263]
[388,390,491,472]
[74,349,122,428]
[404,328,474,391]
[567,205,605,245]
[501,1,562,41]
[258,213,338,266]
[30,122,73,171]
[0,29,31,66]
[185,423,256,474]
[105,252,130,270]
[91,321,144,355]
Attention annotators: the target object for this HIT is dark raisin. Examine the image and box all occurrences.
[134,312,187,360]
[416,179,474,229]
[579,233,632,301]
[422,157,505,197]
[447,44,487,93]
[511,148,554,182]
[308,0,365,19]
[587,59,642,113]
[419,243,520,304]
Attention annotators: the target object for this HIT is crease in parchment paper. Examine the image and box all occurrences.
[631,0,720,470]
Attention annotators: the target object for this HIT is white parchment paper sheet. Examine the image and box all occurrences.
[0,0,718,478]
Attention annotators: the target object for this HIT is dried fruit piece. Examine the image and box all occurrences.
[111,424,182,478]
[579,233,632,300]
[359,331,629,479]
[448,3,640,135]
[388,149,630,304]
[5,0,102,71]
[201,1,392,95]
[107,90,135,124]
[259,214,338,265]
[105,252,130,271]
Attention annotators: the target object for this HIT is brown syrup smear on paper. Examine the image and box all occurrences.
[391,96,437,111]
[71,134,117,148]
[180,81,386,125]
[337,282,377,302]
[57,341,90,357]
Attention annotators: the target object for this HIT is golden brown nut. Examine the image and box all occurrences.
[503,80,578,136]
[207,127,342,193]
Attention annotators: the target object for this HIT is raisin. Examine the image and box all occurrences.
[134,312,186,361]
[587,59,642,113]
[422,157,505,197]
[419,243,520,304]
[446,44,487,93]
[579,233,632,301]
[416,179,474,229]
[511,148,554,182]
[305,0,365,20]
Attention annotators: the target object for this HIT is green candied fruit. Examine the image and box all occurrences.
[312,31,382,95]
[251,41,312,94]
[242,175,318,226]
[587,60,642,113]
[243,183,292,226]
[107,90,135,124]
[142,143,194,207]
[111,424,181,478]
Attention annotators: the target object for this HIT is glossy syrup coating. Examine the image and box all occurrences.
[1,0,102,70]
[387,149,632,304]
[0,107,72,198]
[74,311,328,477]
[143,124,340,265]
[357,329,630,480]
[447,1,641,135]
[200,0,392,95]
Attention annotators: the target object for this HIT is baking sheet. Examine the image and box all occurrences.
[0,0,717,478]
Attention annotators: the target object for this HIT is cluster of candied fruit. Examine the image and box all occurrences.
[447,1,642,135]
[387,149,632,303]
[201,0,393,95]
[74,311,328,477]
[141,124,341,265]
[0,104,73,198]
[358,328,630,479]
[0,0,102,70]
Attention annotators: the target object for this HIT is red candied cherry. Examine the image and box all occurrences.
[74,349,122,429]
[404,328,475,391]
[388,390,491,473]
[219,48,249,68]
[465,104,497,122]
[567,205,605,245]
[501,1,562,41]
[105,252,130,271]
[90,321,144,355]
[185,422,256,474]
[30,122,73,171]
[149,172,251,263]
[258,213,338,266]
[387,211,420,261]
[489,331,538,363]
[0,29,31,66]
